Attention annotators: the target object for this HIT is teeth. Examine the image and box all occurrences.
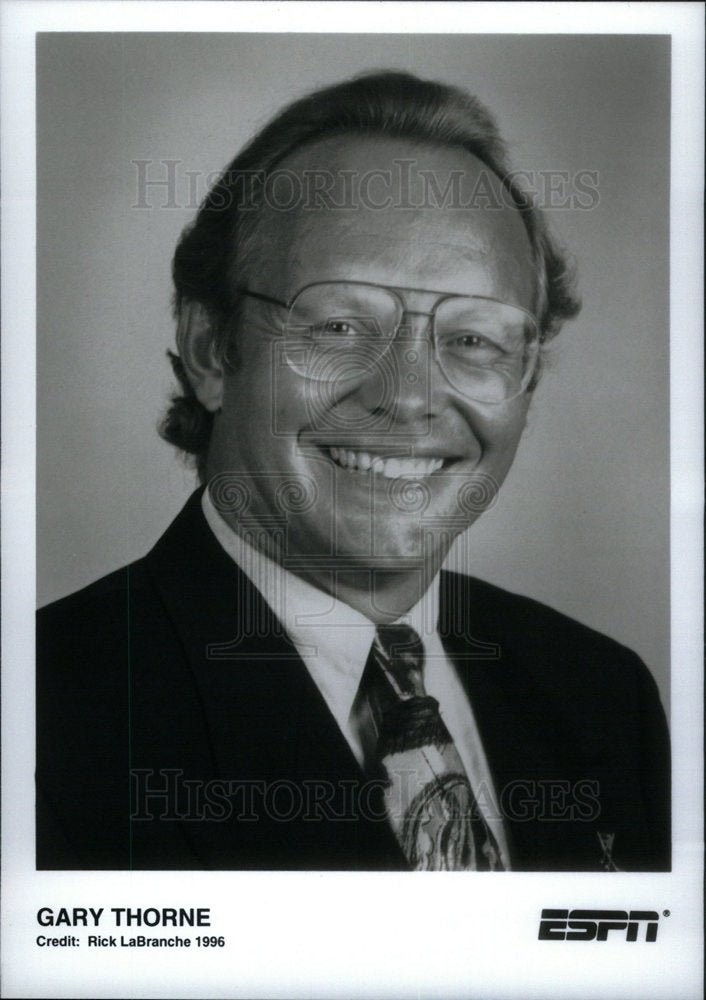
[327,448,445,479]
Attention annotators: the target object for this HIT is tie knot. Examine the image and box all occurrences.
[375,624,425,697]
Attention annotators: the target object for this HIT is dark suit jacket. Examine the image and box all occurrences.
[37,489,670,871]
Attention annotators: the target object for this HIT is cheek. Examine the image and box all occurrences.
[225,370,331,470]
[467,399,529,462]
[271,368,349,441]
[269,375,315,440]
[225,347,283,433]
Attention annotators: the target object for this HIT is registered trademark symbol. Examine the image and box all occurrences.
[663,909,670,917]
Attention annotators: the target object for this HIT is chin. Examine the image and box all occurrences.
[356,515,461,567]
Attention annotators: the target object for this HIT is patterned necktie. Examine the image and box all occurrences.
[365,624,504,871]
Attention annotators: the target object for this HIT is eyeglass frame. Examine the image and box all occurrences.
[236,279,542,404]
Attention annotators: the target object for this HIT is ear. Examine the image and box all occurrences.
[176,300,225,413]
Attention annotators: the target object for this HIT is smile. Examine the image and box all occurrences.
[327,447,445,478]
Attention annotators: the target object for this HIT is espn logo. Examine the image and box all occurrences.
[539,909,660,942]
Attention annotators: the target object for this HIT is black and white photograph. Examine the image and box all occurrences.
[1,3,702,998]
[36,33,673,876]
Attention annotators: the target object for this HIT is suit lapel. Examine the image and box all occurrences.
[439,571,600,869]
[142,490,406,868]
[143,490,364,778]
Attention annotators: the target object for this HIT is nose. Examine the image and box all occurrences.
[355,309,447,424]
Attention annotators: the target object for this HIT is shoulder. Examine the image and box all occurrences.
[440,569,663,705]
[442,568,634,648]
[36,559,162,732]
[39,559,150,624]
[37,489,207,638]
[37,557,164,670]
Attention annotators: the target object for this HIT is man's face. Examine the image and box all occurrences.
[208,136,536,582]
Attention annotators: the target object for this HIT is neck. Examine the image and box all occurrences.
[291,560,444,624]
[213,503,444,623]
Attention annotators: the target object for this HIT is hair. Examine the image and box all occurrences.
[160,70,581,479]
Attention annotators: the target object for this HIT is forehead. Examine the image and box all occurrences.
[248,135,535,309]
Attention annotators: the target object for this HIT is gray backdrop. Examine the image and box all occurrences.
[37,33,671,712]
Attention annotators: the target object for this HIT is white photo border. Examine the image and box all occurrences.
[1,3,703,999]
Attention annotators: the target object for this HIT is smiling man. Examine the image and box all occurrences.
[37,72,670,871]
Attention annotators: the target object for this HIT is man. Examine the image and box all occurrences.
[37,71,670,871]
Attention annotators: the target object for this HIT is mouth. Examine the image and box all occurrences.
[325,446,451,479]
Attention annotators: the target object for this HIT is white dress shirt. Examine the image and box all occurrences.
[202,488,511,867]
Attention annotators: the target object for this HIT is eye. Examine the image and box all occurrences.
[323,319,353,335]
[309,315,379,339]
[307,318,353,338]
[444,331,506,363]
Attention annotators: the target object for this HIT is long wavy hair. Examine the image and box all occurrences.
[160,71,580,480]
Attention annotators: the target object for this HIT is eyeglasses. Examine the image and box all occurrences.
[239,280,540,404]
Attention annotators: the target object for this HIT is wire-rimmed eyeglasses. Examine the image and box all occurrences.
[239,280,540,405]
